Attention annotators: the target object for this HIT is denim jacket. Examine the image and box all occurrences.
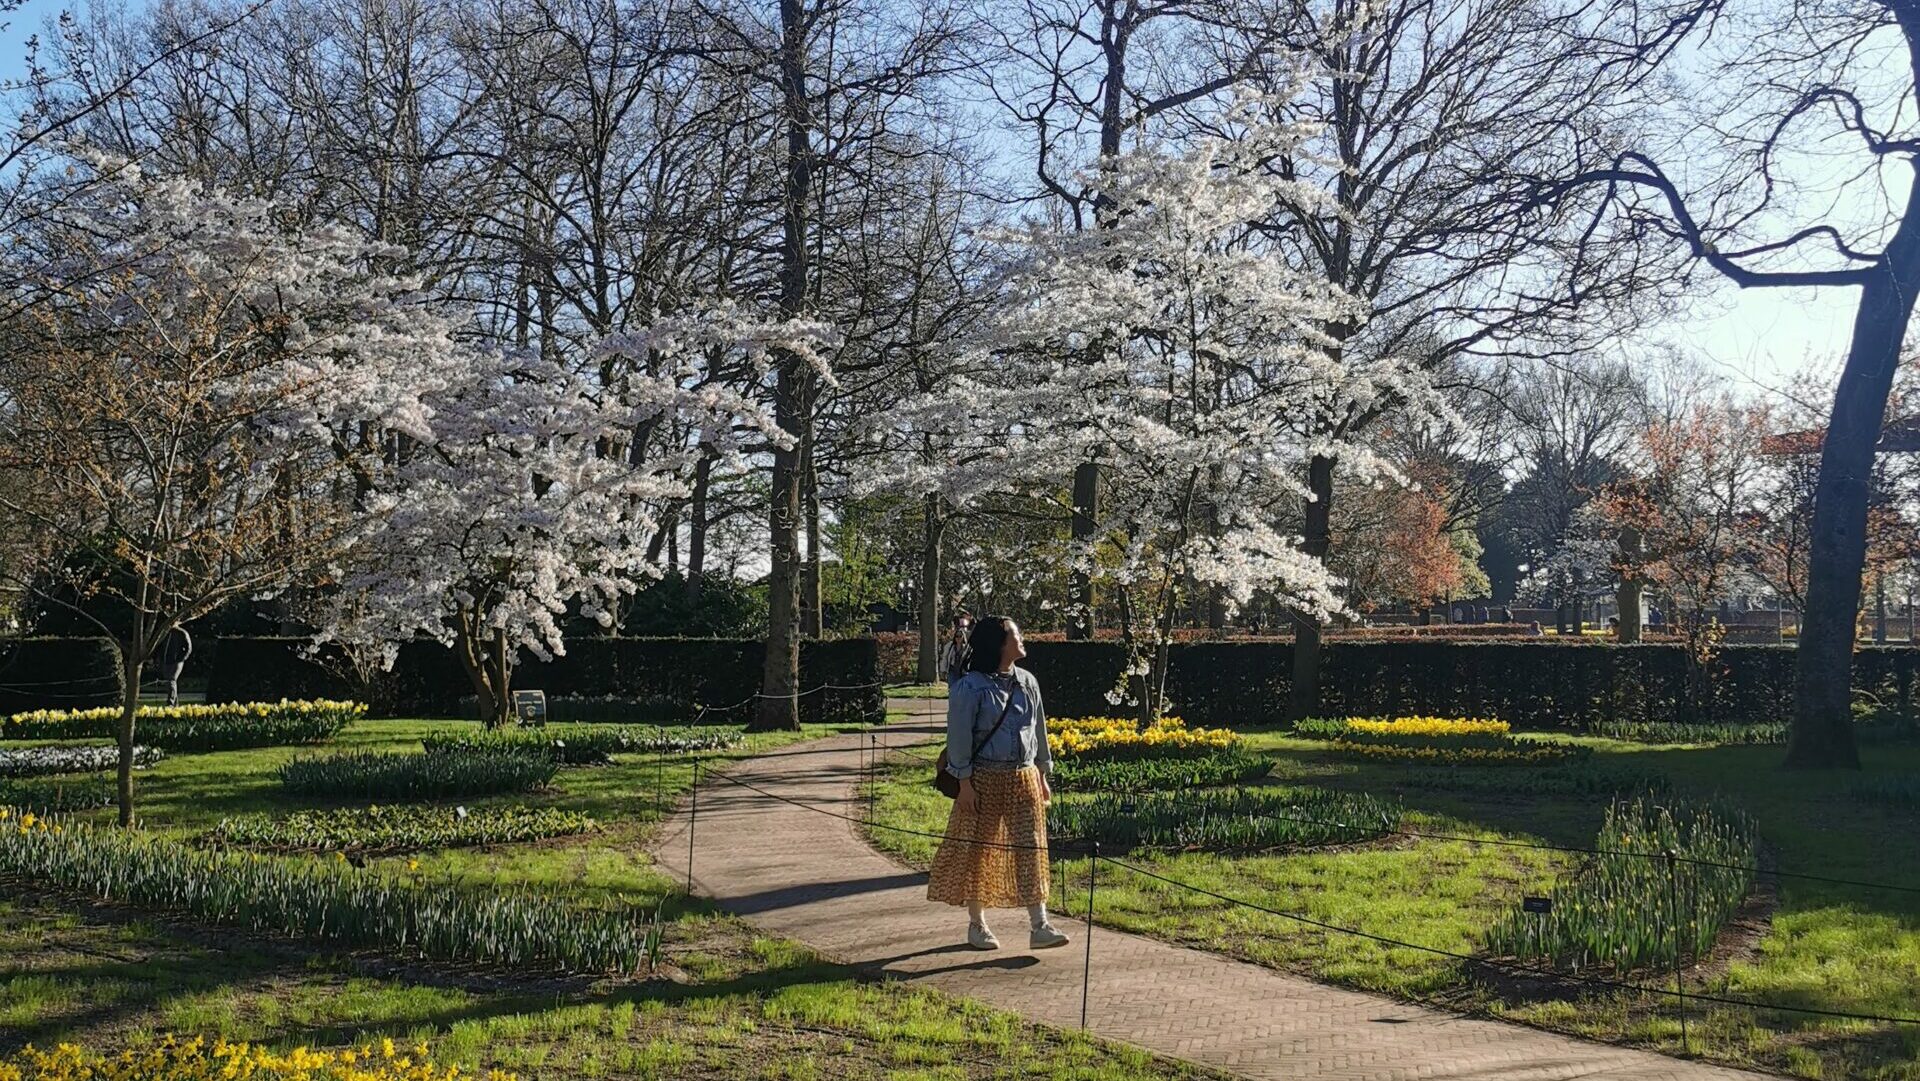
[945,668,1051,779]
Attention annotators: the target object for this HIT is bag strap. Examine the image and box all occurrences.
[970,676,1020,758]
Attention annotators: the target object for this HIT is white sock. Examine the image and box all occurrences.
[1028,903,1049,929]
[968,902,988,929]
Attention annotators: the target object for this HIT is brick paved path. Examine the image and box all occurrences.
[651,699,1764,1080]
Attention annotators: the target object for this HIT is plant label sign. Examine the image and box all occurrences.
[1522,896,1552,914]
[513,690,548,727]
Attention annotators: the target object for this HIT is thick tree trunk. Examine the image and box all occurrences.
[1788,174,1920,767]
[1288,454,1335,719]
[753,0,811,732]
[1068,461,1099,639]
[916,496,945,683]
[1617,579,1644,644]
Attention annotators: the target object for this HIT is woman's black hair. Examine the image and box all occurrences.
[966,615,1012,674]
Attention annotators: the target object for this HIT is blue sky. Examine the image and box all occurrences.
[0,0,1871,395]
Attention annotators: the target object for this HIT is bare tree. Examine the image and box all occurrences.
[1530,0,1920,766]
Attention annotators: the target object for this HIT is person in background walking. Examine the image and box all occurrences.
[938,614,972,685]
[158,625,193,706]
[928,615,1069,951]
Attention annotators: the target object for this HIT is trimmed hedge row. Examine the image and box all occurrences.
[202,637,885,724]
[1022,640,1920,728]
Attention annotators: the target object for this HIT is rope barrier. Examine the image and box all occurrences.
[1095,854,1920,1027]
[870,741,1920,898]
[692,751,1920,1028]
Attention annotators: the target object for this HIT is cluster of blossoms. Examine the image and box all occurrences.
[0,1035,514,1081]
[1,807,61,836]
[1047,716,1239,758]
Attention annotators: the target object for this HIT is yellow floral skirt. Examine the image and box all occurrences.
[927,766,1050,908]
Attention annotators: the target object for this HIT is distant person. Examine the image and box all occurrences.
[1495,605,1513,623]
[1649,604,1665,629]
[939,614,973,685]
[1607,616,1620,637]
[158,625,193,706]
[930,615,1068,952]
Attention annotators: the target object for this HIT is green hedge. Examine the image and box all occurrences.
[206,637,885,724]
[1022,640,1920,729]
[0,638,121,714]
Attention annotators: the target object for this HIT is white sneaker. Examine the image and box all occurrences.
[967,923,1001,950]
[1029,923,1070,950]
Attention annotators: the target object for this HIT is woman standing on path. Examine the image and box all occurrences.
[928,615,1071,951]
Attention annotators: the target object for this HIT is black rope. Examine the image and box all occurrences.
[874,742,1920,898]
[694,755,1920,1028]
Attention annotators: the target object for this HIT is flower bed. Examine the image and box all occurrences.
[0,746,162,778]
[1325,740,1589,766]
[1047,716,1239,763]
[421,724,742,765]
[1,700,362,751]
[0,773,118,811]
[1048,786,1399,851]
[1483,794,1758,972]
[0,1035,515,1081]
[1586,719,1788,745]
[1295,716,1589,766]
[1391,764,1668,798]
[207,804,596,853]
[1050,747,1273,793]
[0,806,645,972]
[279,751,556,799]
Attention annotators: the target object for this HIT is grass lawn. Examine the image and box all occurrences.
[0,714,1221,1080]
[885,683,949,700]
[864,731,1920,1080]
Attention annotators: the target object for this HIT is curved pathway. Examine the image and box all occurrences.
[651,698,1765,1081]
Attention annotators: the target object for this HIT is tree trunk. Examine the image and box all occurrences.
[454,618,514,729]
[1068,461,1099,639]
[753,0,812,732]
[1874,575,1887,643]
[1288,454,1335,719]
[801,433,822,637]
[685,448,712,605]
[489,629,514,728]
[1617,578,1644,644]
[1788,171,1920,768]
[115,647,143,827]
[916,496,945,683]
